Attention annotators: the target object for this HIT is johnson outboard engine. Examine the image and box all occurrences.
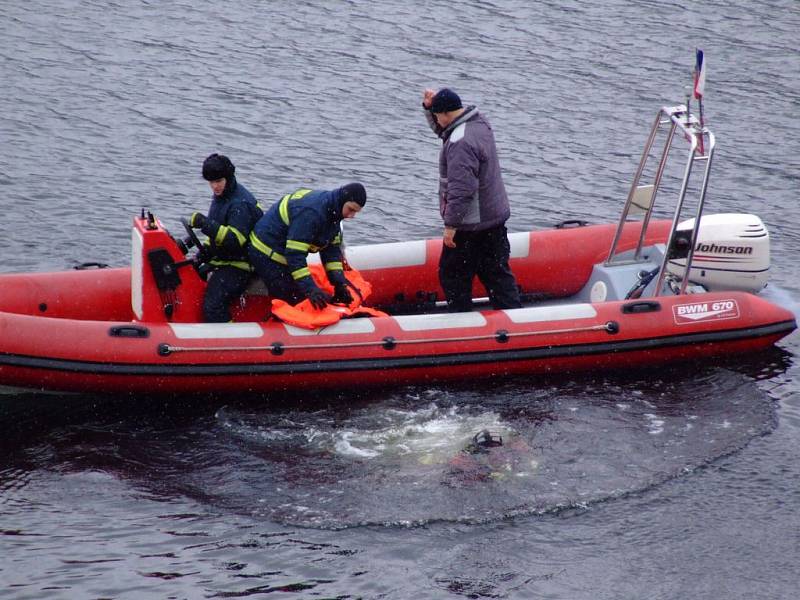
[666,213,770,293]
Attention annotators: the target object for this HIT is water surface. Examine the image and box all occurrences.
[2,1,799,598]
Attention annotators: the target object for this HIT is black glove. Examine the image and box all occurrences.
[307,288,331,310]
[190,212,208,229]
[331,283,354,305]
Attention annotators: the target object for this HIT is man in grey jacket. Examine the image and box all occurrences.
[422,87,521,312]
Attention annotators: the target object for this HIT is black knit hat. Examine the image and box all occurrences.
[430,88,462,114]
[202,153,235,181]
[339,182,367,207]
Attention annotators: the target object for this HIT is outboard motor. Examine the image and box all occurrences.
[666,213,770,293]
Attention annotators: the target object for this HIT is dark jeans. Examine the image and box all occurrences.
[203,266,252,322]
[439,225,521,312]
[248,247,305,305]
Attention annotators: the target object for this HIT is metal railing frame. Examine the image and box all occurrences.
[605,105,715,296]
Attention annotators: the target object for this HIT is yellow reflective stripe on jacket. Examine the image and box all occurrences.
[249,232,288,265]
[209,259,252,271]
[291,266,311,281]
[278,193,291,225]
[286,239,311,252]
[215,225,246,246]
[229,226,247,246]
[333,233,342,245]
[278,188,314,226]
[325,261,343,272]
[215,225,229,246]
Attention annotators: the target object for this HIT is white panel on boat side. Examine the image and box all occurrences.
[504,304,597,323]
[169,323,265,339]
[508,231,531,258]
[284,319,377,336]
[394,312,487,331]
[131,228,144,320]
[345,240,428,269]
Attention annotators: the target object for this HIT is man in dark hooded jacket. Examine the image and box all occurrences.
[248,183,367,309]
[189,153,263,322]
[422,88,521,312]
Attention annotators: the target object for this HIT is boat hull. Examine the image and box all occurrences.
[0,218,795,394]
[0,291,794,394]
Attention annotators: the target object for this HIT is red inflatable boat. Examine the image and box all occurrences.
[0,105,795,394]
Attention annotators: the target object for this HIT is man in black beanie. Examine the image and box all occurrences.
[188,153,263,322]
[249,183,367,310]
[422,87,521,312]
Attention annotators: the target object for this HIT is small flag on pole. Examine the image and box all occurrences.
[694,49,706,99]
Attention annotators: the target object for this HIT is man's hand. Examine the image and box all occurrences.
[189,212,208,229]
[307,288,331,310]
[443,226,457,248]
[331,283,354,306]
[422,89,436,110]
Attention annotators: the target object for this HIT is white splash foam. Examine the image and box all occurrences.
[645,413,665,434]
[761,284,800,320]
[330,404,510,460]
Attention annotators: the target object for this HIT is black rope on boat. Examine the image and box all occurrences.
[157,322,614,356]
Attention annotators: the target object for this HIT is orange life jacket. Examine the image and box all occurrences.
[270,264,388,329]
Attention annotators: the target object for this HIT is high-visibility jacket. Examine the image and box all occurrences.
[250,188,348,295]
[199,180,263,271]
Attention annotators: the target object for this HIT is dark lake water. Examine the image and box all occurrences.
[2,1,800,598]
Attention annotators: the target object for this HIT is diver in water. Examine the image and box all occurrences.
[446,429,537,482]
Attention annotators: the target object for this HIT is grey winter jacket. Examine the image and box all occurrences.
[425,105,510,231]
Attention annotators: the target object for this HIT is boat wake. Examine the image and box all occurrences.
[208,369,776,529]
[761,283,800,322]
[0,369,778,529]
